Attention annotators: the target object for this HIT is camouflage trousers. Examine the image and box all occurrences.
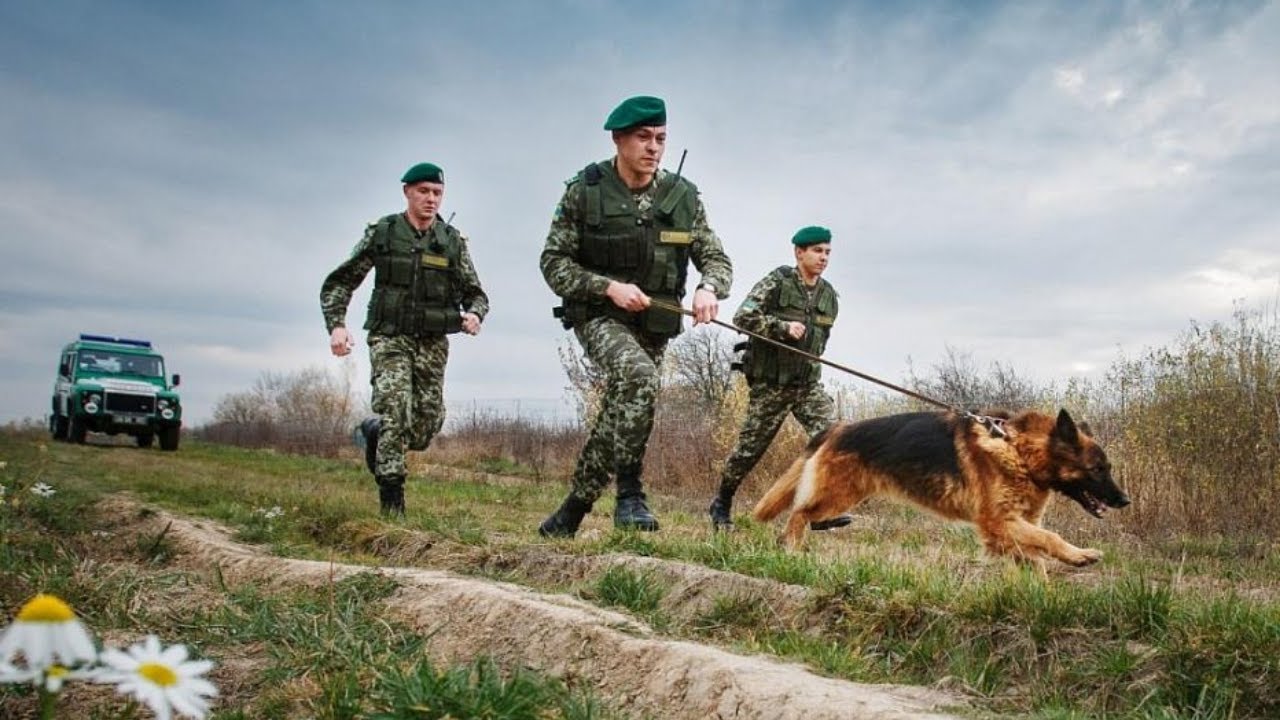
[569,317,668,505]
[718,380,834,497]
[368,333,449,477]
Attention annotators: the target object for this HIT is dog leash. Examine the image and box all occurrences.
[648,298,1010,439]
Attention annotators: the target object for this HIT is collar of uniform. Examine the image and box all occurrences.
[793,265,821,289]
[400,212,436,238]
[610,158,658,194]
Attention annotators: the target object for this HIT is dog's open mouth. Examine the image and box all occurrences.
[1078,491,1106,519]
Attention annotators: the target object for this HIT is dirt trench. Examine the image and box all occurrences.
[124,499,965,719]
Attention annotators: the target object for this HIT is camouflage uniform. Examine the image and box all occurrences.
[714,267,839,521]
[320,215,488,480]
[542,163,732,512]
[719,383,834,497]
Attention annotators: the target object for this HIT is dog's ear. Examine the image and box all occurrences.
[1054,409,1081,445]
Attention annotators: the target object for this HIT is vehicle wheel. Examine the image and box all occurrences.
[159,426,180,452]
[52,413,69,441]
[136,433,155,448]
[68,415,87,444]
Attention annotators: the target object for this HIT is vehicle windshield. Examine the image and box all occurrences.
[77,350,163,377]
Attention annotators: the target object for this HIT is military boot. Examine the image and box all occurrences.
[614,493,659,531]
[376,474,405,517]
[359,417,381,476]
[538,494,592,538]
[810,513,853,531]
[708,492,735,532]
[614,466,659,531]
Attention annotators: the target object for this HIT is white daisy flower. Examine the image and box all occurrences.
[0,662,95,692]
[0,484,7,499]
[0,460,8,470]
[0,594,97,670]
[99,635,218,720]
[30,482,56,498]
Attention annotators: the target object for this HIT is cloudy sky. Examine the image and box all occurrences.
[2,1,1278,426]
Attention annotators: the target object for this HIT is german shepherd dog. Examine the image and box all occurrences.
[753,409,1130,571]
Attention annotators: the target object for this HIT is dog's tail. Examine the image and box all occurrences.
[753,455,807,522]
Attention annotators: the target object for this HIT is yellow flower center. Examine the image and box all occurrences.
[16,594,75,623]
[139,662,178,687]
[48,666,69,678]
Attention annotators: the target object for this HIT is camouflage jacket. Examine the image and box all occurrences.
[320,214,489,333]
[540,162,733,302]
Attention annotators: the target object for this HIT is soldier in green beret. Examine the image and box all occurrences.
[320,162,489,516]
[708,225,852,532]
[538,95,734,537]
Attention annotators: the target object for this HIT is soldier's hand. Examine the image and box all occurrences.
[786,321,806,340]
[605,281,650,312]
[692,288,719,325]
[461,313,481,336]
[329,327,354,357]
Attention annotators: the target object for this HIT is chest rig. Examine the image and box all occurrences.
[364,214,464,336]
[558,161,699,337]
[744,266,839,385]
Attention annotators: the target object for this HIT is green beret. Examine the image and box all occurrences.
[401,162,444,184]
[603,95,667,131]
[792,226,832,246]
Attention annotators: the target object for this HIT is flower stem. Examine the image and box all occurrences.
[38,687,56,720]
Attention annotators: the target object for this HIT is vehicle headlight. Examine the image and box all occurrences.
[161,408,175,419]
[158,399,170,410]
[83,394,101,413]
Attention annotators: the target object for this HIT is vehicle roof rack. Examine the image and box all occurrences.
[79,334,152,348]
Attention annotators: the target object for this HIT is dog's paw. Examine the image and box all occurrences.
[1069,548,1104,567]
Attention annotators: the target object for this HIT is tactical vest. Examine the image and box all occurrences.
[559,161,699,337]
[745,266,839,385]
[363,214,464,336]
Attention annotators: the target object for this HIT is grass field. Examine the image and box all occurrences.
[2,428,1278,719]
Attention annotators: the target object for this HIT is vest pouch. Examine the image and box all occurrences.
[777,281,808,314]
[609,234,644,271]
[807,284,838,362]
[420,264,454,302]
[416,307,463,335]
[365,286,408,334]
[644,244,682,294]
[582,234,612,268]
[388,254,416,285]
[640,296,683,337]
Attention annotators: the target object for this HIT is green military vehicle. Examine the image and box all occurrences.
[50,334,183,450]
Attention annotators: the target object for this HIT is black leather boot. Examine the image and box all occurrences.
[376,474,405,517]
[360,417,381,476]
[708,491,734,532]
[614,465,659,531]
[810,513,853,531]
[614,493,659,531]
[539,494,592,538]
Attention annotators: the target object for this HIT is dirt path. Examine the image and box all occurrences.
[117,498,965,719]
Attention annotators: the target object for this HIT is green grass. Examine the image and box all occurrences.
[3,429,1279,719]
[0,432,629,719]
